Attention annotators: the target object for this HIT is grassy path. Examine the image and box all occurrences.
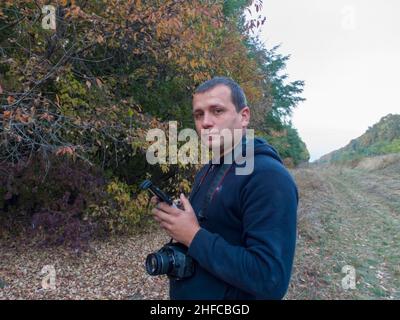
[288,165,400,299]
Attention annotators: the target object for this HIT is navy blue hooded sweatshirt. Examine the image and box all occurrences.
[169,137,298,300]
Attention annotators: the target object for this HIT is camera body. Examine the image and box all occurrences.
[140,179,194,280]
[145,241,195,280]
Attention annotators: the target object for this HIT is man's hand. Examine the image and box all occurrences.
[151,193,201,247]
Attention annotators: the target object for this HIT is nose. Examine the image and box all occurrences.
[201,113,214,129]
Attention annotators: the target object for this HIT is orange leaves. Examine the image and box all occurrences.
[158,2,224,73]
[165,17,183,31]
[133,0,142,10]
[59,0,76,6]
[96,35,104,44]
[192,72,210,83]
[15,112,30,123]
[39,113,54,122]
[7,95,15,105]
[3,110,12,121]
[95,78,103,88]
[55,146,76,156]
[55,94,61,108]
[126,0,224,72]
[64,5,84,19]
[189,60,198,69]
[76,0,227,83]
[155,17,183,39]
[2,108,55,124]
[2,108,32,123]
[211,20,223,29]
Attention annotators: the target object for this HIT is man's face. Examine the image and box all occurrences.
[192,84,250,153]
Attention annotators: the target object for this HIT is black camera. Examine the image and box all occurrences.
[140,179,195,280]
[145,241,195,280]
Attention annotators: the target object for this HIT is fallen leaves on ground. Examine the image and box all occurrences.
[0,227,171,300]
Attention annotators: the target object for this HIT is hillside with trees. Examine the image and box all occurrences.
[317,114,400,164]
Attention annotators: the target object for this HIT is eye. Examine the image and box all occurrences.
[214,109,224,115]
[194,113,203,120]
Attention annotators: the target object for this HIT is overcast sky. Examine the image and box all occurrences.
[255,0,400,161]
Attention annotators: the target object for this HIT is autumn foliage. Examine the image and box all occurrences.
[0,0,306,247]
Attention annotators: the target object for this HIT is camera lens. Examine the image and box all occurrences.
[145,251,172,276]
[146,254,159,275]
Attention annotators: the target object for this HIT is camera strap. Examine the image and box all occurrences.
[188,164,213,201]
[190,163,233,221]
[167,163,231,247]
[189,136,252,221]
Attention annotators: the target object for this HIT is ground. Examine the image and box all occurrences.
[0,229,170,300]
[287,159,400,299]
[1,157,399,299]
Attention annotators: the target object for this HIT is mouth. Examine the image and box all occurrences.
[200,130,221,144]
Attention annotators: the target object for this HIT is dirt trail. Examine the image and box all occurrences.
[288,164,400,299]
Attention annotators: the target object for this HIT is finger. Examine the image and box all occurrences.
[152,208,175,224]
[150,196,161,205]
[151,206,172,216]
[179,193,191,212]
[174,199,183,209]
[160,221,170,230]
[157,202,181,215]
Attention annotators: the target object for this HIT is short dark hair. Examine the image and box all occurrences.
[194,76,248,112]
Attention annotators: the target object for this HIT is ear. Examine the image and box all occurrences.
[240,106,250,127]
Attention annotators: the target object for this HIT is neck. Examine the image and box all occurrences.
[211,130,246,163]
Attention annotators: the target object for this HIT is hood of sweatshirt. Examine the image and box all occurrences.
[252,137,283,164]
[215,136,283,165]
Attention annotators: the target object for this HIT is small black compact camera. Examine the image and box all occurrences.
[140,179,195,280]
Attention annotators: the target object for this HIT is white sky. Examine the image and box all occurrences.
[254,0,400,161]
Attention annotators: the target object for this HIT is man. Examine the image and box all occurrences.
[152,76,298,299]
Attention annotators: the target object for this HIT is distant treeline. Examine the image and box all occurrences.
[317,114,400,164]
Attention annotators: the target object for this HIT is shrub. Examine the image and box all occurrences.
[0,149,197,250]
[0,155,104,247]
